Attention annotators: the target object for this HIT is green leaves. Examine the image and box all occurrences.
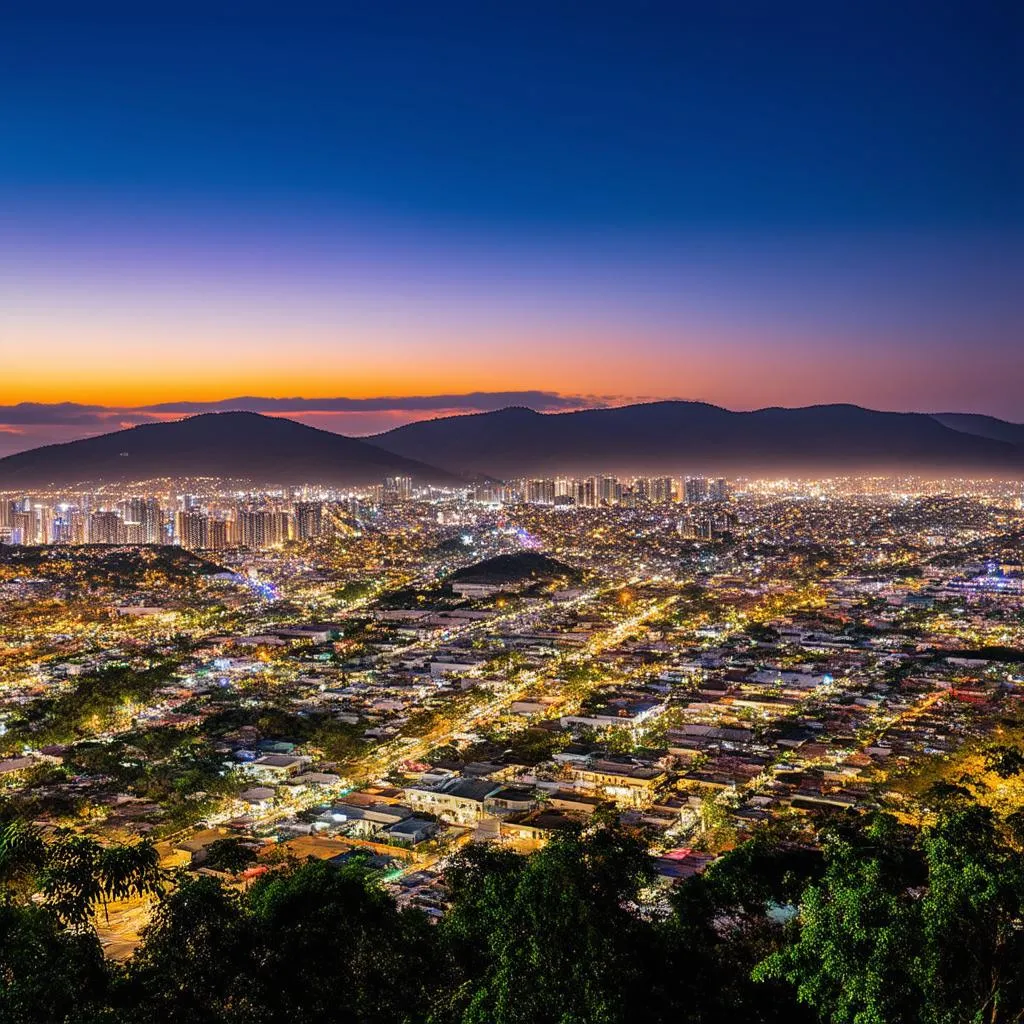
[0,822,162,928]
[916,808,1024,1024]
[0,901,111,1024]
[0,820,46,888]
[433,825,657,1024]
[39,834,162,926]
[1,810,1022,1023]
[3,663,178,748]
[753,810,1024,1024]
[123,860,439,1024]
[753,852,920,1024]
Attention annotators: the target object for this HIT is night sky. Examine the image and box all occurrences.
[1,1,1021,453]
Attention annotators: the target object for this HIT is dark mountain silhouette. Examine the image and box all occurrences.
[0,412,457,488]
[5,404,1021,488]
[371,402,1024,477]
[932,412,1024,447]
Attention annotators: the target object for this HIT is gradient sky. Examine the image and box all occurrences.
[1,0,1022,454]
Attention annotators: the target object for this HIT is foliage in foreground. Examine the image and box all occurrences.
[1,805,1022,1024]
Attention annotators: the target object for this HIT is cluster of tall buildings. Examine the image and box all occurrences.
[0,496,345,551]
[382,476,414,503]
[1,473,734,550]
[177,499,349,550]
[0,497,169,546]
[477,475,730,508]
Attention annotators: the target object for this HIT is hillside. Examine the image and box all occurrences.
[932,412,1024,447]
[371,401,1024,477]
[447,551,581,585]
[0,412,458,488]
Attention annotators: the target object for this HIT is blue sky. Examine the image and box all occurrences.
[0,1,1021,453]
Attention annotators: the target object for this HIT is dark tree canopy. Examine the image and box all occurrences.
[1,812,1022,1024]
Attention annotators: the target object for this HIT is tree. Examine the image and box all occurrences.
[0,901,111,1024]
[200,838,257,874]
[40,833,162,928]
[2,811,1021,1024]
[753,814,925,1024]
[126,858,438,1024]
[433,825,660,1024]
[984,746,1024,779]
[665,826,819,1024]
[0,819,46,893]
[0,821,161,1022]
[123,875,262,1024]
[915,807,1024,1024]
[0,820,161,927]
[248,858,438,1024]
[753,810,1024,1024]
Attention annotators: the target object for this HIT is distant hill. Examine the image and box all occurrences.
[447,552,581,585]
[5,404,1021,488]
[932,412,1024,447]
[371,402,1024,477]
[0,412,457,489]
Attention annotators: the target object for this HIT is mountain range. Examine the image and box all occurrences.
[372,402,1024,478]
[0,402,1022,489]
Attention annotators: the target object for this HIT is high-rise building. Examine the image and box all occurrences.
[28,505,52,544]
[236,508,290,548]
[708,478,730,503]
[295,501,323,541]
[599,477,621,506]
[651,477,673,503]
[269,511,292,545]
[527,479,556,505]
[580,478,597,508]
[10,511,32,545]
[52,508,73,544]
[383,476,413,502]
[176,510,208,550]
[207,519,230,551]
[123,521,146,545]
[123,497,164,543]
[237,509,269,549]
[88,511,124,544]
[472,482,502,504]
[684,476,709,504]
[69,510,87,545]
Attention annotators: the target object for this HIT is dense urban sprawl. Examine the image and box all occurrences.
[2,474,1023,1022]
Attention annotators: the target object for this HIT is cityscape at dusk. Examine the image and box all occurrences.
[2,4,1023,1024]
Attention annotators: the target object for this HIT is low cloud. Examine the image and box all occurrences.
[0,402,114,426]
[0,391,609,426]
[135,391,607,415]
